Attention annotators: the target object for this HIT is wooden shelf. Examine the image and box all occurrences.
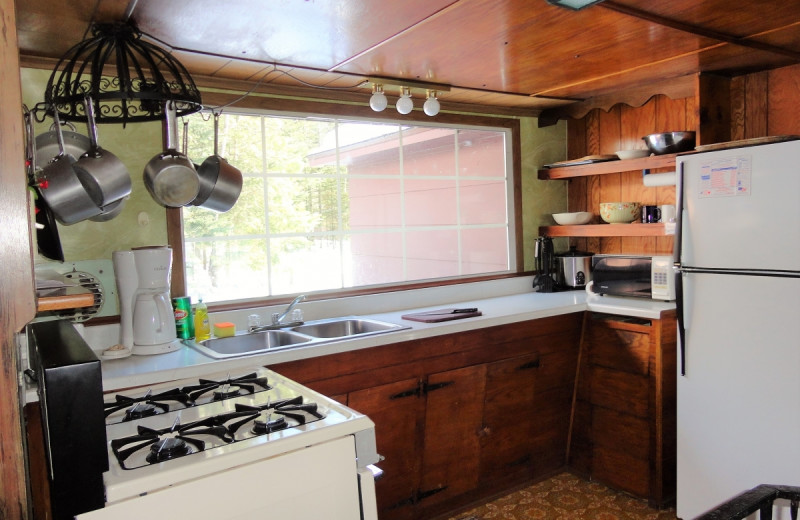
[540,222,675,237]
[538,153,680,179]
[36,287,95,312]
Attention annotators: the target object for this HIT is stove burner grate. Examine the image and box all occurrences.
[104,388,194,422]
[229,395,326,437]
[182,372,271,402]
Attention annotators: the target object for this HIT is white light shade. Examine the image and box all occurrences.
[396,94,413,115]
[369,91,387,112]
[423,96,440,116]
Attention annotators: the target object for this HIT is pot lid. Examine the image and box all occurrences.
[556,246,594,257]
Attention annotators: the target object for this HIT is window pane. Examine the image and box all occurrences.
[185,238,270,302]
[183,111,513,303]
[270,236,343,294]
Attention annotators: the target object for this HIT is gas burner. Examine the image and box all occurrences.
[182,372,271,403]
[110,412,249,469]
[212,384,244,401]
[252,415,288,435]
[229,395,325,438]
[104,388,194,423]
[146,437,191,463]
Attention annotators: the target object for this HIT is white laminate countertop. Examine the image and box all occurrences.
[84,279,674,393]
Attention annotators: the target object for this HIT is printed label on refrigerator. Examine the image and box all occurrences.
[698,156,752,198]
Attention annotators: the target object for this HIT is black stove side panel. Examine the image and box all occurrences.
[29,320,108,519]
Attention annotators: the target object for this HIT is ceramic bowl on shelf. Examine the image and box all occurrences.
[615,149,651,160]
[600,202,641,223]
[552,212,592,225]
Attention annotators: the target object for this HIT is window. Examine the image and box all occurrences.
[181,111,515,304]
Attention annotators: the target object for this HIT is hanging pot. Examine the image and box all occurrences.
[37,110,102,224]
[143,101,199,207]
[35,120,91,167]
[73,96,132,207]
[25,108,64,260]
[193,112,243,212]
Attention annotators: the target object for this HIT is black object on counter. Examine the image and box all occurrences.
[28,320,107,519]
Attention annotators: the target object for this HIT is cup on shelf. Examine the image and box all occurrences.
[659,204,676,223]
[642,205,661,223]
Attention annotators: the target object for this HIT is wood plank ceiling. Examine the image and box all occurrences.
[14,0,800,118]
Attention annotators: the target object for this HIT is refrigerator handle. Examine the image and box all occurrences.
[675,269,687,376]
[673,161,685,264]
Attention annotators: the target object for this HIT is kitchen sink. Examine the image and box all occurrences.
[289,317,406,338]
[187,316,409,359]
[191,329,313,359]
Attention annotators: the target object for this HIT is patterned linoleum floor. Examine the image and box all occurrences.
[447,472,677,520]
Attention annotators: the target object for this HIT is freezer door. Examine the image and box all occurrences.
[676,273,800,519]
[677,140,800,271]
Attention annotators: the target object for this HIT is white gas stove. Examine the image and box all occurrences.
[79,367,380,519]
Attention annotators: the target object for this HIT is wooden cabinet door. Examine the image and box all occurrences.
[348,378,423,520]
[479,353,539,484]
[418,364,486,508]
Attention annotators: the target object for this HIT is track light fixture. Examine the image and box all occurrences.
[366,78,450,117]
[396,87,414,115]
[423,90,440,117]
[369,84,388,112]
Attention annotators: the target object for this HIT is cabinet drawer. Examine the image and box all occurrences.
[589,366,648,417]
[588,326,650,376]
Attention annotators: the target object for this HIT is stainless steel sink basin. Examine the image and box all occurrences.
[289,317,407,338]
[187,316,409,359]
[191,329,313,359]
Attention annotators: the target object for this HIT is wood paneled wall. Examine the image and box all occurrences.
[564,63,800,257]
[565,94,693,256]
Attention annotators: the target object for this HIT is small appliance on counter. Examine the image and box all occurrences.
[112,246,181,355]
[590,254,676,301]
[555,246,594,289]
[532,237,556,292]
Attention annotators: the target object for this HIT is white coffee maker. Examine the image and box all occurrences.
[113,246,182,355]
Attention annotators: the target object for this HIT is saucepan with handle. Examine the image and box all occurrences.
[143,100,200,207]
[73,96,132,210]
[37,109,101,224]
[193,111,243,212]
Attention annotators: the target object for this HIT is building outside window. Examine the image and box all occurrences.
[182,111,514,304]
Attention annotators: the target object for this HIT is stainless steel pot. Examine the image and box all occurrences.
[143,101,200,207]
[193,112,243,212]
[73,96,132,208]
[37,111,102,224]
[556,247,594,288]
[35,121,91,167]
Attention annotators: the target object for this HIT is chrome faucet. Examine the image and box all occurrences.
[271,294,306,325]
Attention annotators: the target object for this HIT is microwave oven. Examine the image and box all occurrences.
[590,255,676,301]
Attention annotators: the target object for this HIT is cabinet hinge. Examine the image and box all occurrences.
[423,380,454,394]
[389,385,421,400]
[516,359,540,371]
[417,485,448,502]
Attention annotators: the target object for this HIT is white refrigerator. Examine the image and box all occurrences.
[675,140,800,519]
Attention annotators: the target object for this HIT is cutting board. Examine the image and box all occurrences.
[401,308,482,323]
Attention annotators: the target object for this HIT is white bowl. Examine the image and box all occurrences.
[552,212,592,225]
[615,149,651,160]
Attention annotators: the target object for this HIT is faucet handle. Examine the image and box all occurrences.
[271,312,281,325]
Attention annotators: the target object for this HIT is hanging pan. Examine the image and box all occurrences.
[35,119,91,167]
[193,112,242,212]
[73,96,132,209]
[37,110,102,224]
[143,101,200,207]
[25,107,64,261]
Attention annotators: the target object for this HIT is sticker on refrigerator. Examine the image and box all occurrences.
[698,156,752,198]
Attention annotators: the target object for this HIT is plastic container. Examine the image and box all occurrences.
[194,298,210,341]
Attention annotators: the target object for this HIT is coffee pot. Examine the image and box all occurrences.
[113,246,181,355]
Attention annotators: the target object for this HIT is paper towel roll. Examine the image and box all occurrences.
[643,171,677,187]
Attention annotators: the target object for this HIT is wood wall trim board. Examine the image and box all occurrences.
[1,0,35,517]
